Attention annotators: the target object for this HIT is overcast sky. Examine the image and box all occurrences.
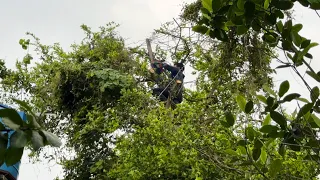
[0,1,319,180]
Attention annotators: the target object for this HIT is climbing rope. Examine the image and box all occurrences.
[157,67,183,99]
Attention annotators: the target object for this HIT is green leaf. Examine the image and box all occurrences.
[306,138,320,148]
[311,114,320,128]
[292,24,303,32]
[236,25,248,35]
[263,114,271,126]
[278,144,286,156]
[278,80,290,97]
[287,53,294,60]
[260,148,267,164]
[303,110,311,120]
[267,96,274,107]
[252,148,261,161]
[301,39,311,49]
[298,42,319,61]
[199,17,210,25]
[217,5,231,15]
[26,115,41,129]
[202,0,213,12]
[275,9,285,19]
[31,131,45,151]
[19,39,24,45]
[11,98,36,117]
[270,111,287,129]
[297,97,311,103]
[305,53,313,59]
[276,64,291,69]
[236,95,246,112]
[276,21,283,33]
[238,140,247,146]
[231,15,244,25]
[311,86,319,102]
[245,101,254,113]
[269,159,282,178]
[212,0,221,12]
[214,28,228,42]
[200,7,211,15]
[286,137,301,151]
[282,93,301,102]
[263,34,277,43]
[246,126,255,141]
[264,0,271,9]
[292,108,298,118]
[297,103,314,119]
[237,0,245,10]
[237,146,247,155]
[41,130,62,147]
[192,25,209,34]
[225,20,234,27]
[270,130,284,138]
[2,118,20,130]
[306,70,320,82]
[208,30,215,39]
[239,160,252,166]
[254,138,263,149]
[274,0,294,10]
[282,40,292,51]
[290,31,302,47]
[5,147,24,166]
[265,14,277,25]
[310,2,320,9]
[251,21,261,31]
[271,103,279,111]
[256,95,267,104]
[260,125,279,133]
[299,0,310,7]
[262,84,276,97]
[0,109,24,130]
[221,121,230,127]
[244,1,255,17]
[10,130,27,148]
[225,149,238,156]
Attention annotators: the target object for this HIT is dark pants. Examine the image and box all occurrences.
[152,87,183,104]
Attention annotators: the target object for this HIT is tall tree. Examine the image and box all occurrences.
[1,0,320,179]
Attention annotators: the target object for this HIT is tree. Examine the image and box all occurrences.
[1,23,152,179]
[189,0,320,179]
[1,0,320,179]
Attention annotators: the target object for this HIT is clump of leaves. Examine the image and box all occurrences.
[0,98,61,166]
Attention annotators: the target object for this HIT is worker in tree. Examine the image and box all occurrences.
[149,61,185,104]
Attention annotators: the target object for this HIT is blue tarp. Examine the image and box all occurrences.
[0,104,26,180]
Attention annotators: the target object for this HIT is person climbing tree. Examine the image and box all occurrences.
[150,61,185,104]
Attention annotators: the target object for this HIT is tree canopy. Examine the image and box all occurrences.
[0,0,320,179]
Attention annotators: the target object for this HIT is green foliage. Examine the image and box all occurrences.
[188,0,320,178]
[225,111,235,127]
[236,94,246,112]
[0,102,62,167]
[278,80,290,97]
[0,1,319,178]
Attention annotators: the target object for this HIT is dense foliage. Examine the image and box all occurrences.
[0,0,320,179]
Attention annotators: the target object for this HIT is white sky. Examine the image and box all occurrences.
[0,1,319,179]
